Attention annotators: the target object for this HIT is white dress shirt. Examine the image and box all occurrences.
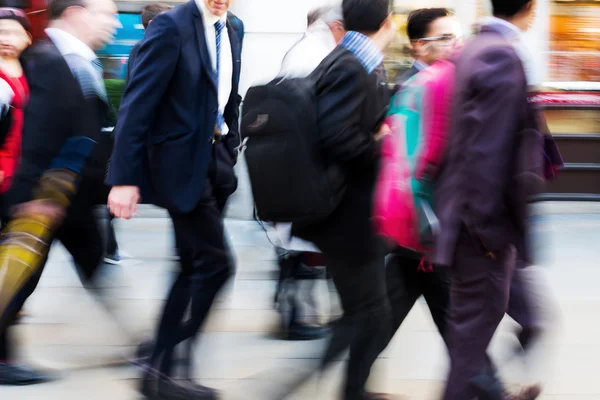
[46,27,97,62]
[45,28,106,97]
[278,20,337,79]
[197,0,233,135]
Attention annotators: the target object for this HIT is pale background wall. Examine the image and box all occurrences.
[229,0,323,96]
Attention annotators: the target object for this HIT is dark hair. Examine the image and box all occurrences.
[491,0,532,18]
[141,3,171,29]
[0,7,31,33]
[406,8,451,41]
[307,7,320,26]
[49,0,87,20]
[342,0,390,34]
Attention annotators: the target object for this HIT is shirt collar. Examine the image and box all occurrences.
[45,28,96,62]
[478,16,522,42]
[413,60,429,72]
[196,0,227,27]
[340,31,384,74]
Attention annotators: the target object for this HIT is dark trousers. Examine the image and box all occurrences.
[384,250,450,345]
[0,180,105,361]
[443,228,517,400]
[315,248,390,400]
[148,142,237,377]
[105,213,119,256]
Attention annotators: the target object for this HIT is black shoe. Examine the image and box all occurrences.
[129,340,191,367]
[0,363,55,386]
[157,378,219,400]
[129,340,155,367]
[286,323,330,341]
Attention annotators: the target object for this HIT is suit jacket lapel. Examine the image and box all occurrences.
[191,1,218,93]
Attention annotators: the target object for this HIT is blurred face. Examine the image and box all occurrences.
[81,0,121,51]
[0,19,31,58]
[204,0,233,17]
[413,16,461,64]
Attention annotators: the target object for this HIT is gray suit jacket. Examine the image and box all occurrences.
[434,26,542,266]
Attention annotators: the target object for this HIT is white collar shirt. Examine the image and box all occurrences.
[45,27,106,98]
[46,27,97,62]
[196,0,233,135]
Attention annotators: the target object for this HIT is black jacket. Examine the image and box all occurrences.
[293,47,390,262]
[7,41,106,207]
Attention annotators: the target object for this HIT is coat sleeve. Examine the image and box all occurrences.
[460,48,527,244]
[316,61,376,166]
[106,14,180,187]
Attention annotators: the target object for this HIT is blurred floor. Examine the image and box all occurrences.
[0,202,598,400]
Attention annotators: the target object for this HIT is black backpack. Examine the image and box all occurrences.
[241,72,345,225]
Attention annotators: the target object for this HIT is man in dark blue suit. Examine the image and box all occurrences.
[107,0,244,398]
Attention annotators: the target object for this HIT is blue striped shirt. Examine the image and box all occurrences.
[340,31,384,74]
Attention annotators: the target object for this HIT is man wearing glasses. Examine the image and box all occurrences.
[396,8,460,86]
[383,6,461,354]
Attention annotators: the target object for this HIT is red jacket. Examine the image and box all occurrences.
[0,70,29,193]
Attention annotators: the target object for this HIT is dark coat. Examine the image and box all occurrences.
[293,47,390,262]
[434,26,540,266]
[7,40,105,207]
[126,41,141,83]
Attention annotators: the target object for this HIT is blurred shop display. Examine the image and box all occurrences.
[97,13,144,108]
[97,13,144,80]
[0,0,49,41]
[549,1,600,82]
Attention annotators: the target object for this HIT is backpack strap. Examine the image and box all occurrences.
[227,12,245,48]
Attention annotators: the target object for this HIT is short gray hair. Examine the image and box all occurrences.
[307,2,343,26]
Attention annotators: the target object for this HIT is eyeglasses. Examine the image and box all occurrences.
[418,34,460,46]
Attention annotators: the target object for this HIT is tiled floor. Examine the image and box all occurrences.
[1,203,600,399]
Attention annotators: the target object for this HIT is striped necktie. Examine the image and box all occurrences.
[214,20,225,134]
[63,54,107,103]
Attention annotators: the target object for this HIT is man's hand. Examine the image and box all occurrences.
[12,199,65,222]
[108,186,140,220]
